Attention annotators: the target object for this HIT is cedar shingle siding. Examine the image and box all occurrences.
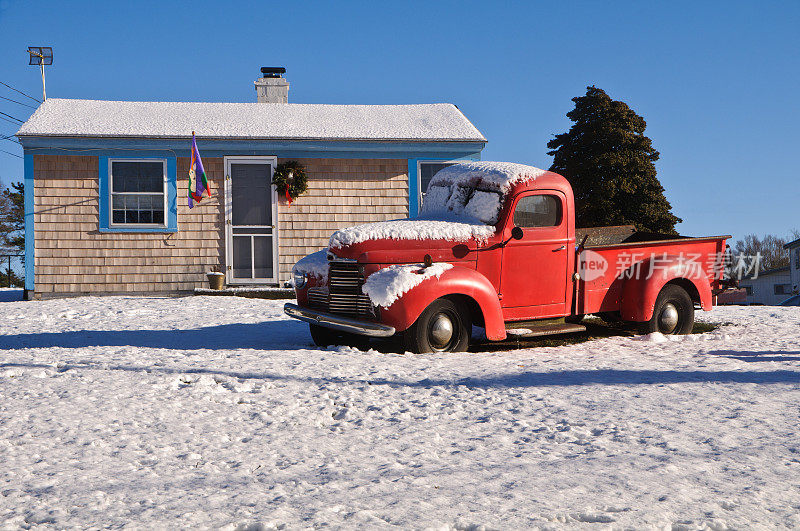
[32,155,407,297]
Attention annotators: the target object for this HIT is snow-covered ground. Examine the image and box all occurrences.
[1,295,799,529]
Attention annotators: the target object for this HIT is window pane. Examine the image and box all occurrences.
[111,190,165,226]
[233,236,252,278]
[253,236,273,279]
[420,162,455,196]
[112,161,164,193]
[513,195,562,228]
[231,163,272,226]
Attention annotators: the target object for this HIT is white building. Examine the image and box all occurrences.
[739,266,792,305]
[784,237,800,296]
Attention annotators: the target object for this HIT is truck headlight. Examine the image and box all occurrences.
[293,271,307,289]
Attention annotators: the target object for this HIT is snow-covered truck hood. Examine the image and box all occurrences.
[327,217,495,263]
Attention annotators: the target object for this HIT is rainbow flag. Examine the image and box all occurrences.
[188,131,209,208]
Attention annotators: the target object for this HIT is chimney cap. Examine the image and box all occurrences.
[261,66,286,78]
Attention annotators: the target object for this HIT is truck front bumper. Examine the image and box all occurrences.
[284,303,396,338]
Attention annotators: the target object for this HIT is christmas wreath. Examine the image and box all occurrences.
[272,161,308,205]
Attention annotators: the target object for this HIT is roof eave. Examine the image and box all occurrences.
[16,133,487,143]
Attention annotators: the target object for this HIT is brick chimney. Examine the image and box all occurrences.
[255,67,289,103]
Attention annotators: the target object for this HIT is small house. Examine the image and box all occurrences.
[17,69,486,299]
[739,266,792,305]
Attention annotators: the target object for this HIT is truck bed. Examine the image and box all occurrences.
[576,225,731,249]
[574,226,731,316]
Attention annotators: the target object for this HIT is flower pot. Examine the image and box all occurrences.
[207,272,225,290]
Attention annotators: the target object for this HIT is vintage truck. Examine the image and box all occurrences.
[285,161,730,353]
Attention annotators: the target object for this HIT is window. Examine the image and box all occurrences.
[795,249,799,269]
[513,194,562,228]
[110,160,166,226]
[774,283,791,295]
[419,161,457,208]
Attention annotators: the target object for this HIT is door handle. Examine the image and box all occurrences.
[553,245,566,252]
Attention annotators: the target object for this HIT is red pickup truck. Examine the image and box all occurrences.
[285,161,730,353]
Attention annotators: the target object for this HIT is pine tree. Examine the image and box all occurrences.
[0,181,24,287]
[547,86,682,234]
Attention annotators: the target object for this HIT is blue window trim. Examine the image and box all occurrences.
[24,153,34,292]
[98,156,177,233]
[408,155,481,216]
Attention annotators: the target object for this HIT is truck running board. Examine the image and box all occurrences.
[504,322,587,338]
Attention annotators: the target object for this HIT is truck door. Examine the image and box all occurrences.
[500,191,569,319]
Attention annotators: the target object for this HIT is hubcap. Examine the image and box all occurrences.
[429,313,454,349]
[658,303,680,333]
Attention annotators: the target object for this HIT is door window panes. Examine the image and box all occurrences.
[513,195,562,228]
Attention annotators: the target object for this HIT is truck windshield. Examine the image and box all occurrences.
[421,183,503,225]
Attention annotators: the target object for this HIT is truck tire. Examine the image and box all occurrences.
[309,324,341,347]
[403,298,471,354]
[638,284,694,335]
[310,324,371,350]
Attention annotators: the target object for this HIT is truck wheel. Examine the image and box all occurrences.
[309,324,341,347]
[403,298,471,354]
[639,285,694,335]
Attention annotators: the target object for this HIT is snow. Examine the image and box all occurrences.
[361,263,454,308]
[421,161,546,225]
[16,99,486,142]
[462,190,503,225]
[428,161,547,193]
[328,217,496,249]
[1,297,799,529]
[329,162,548,250]
[291,249,329,284]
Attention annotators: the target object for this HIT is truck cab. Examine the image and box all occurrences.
[285,161,729,353]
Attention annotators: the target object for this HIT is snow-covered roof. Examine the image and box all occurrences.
[421,161,548,225]
[428,161,547,192]
[16,98,486,142]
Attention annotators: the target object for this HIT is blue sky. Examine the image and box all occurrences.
[0,0,797,244]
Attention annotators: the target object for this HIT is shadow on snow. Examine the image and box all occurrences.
[0,320,313,351]
[1,361,798,388]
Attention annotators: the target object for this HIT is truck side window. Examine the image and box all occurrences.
[513,195,562,228]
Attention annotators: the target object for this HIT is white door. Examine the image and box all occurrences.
[224,156,279,284]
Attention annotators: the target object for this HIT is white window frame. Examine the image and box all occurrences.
[223,156,279,285]
[108,158,168,229]
[417,159,461,212]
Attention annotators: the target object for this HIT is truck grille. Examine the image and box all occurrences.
[307,261,377,319]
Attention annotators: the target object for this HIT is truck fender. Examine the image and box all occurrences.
[620,255,712,322]
[379,265,507,341]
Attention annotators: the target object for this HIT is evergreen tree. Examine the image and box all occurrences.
[0,181,24,287]
[547,86,682,234]
[1,182,24,254]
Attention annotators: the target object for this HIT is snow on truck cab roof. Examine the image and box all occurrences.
[421,161,548,225]
[328,161,551,249]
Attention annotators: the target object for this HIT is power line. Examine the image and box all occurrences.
[0,111,23,123]
[0,115,22,126]
[0,95,36,109]
[0,80,40,103]
[0,148,22,159]
[2,137,21,145]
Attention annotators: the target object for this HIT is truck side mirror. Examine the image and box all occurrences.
[511,226,524,240]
